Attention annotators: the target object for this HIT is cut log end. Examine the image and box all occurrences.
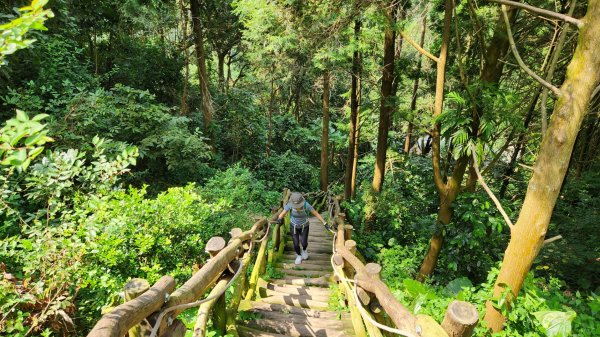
[125,278,150,301]
[206,236,227,257]
[441,301,479,337]
[344,240,357,253]
[333,254,344,267]
[230,228,243,239]
[365,263,381,279]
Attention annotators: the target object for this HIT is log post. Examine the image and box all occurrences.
[441,301,479,337]
[344,225,354,241]
[365,263,382,280]
[192,278,230,337]
[206,237,226,258]
[159,319,186,337]
[356,287,371,306]
[245,232,269,300]
[226,252,253,337]
[124,279,151,337]
[344,240,357,277]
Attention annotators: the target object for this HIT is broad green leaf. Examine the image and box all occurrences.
[444,277,473,296]
[533,310,576,337]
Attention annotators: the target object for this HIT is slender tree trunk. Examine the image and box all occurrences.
[267,76,276,158]
[372,0,399,194]
[218,51,226,93]
[485,2,600,331]
[190,0,214,136]
[180,0,190,115]
[575,118,600,177]
[405,16,427,153]
[345,20,362,200]
[418,2,516,280]
[320,70,330,192]
[416,0,454,281]
[351,112,360,199]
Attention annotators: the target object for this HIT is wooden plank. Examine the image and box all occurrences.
[87,276,176,337]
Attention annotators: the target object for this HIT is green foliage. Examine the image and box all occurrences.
[0,110,52,170]
[63,85,212,185]
[0,0,53,65]
[254,151,319,192]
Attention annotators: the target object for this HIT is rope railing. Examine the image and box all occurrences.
[326,193,480,337]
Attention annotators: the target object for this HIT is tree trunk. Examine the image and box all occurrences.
[190,0,214,136]
[345,20,362,200]
[416,0,454,281]
[484,2,600,331]
[351,114,360,199]
[218,51,226,93]
[405,16,427,154]
[372,0,399,194]
[320,70,330,192]
[267,76,276,158]
[180,0,190,115]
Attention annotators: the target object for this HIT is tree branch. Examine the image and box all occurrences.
[541,0,577,134]
[502,5,562,96]
[398,30,439,63]
[543,235,563,246]
[489,0,583,28]
[471,145,515,231]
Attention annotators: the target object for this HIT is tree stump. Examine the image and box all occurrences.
[441,300,479,337]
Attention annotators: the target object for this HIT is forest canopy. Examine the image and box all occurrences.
[0,0,598,336]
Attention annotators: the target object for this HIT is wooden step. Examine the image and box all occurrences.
[259,295,329,310]
[261,288,330,303]
[261,282,331,297]
[285,243,332,254]
[238,318,354,337]
[239,309,353,329]
[282,251,332,261]
[271,276,331,288]
[239,300,349,320]
[275,262,333,271]
[279,269,330,278]
[238,325,294,337]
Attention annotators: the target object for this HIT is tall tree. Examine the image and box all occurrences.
[372,0,400,194]
[190,0,215,136]
[320,70,331,192]
[417,4,517,280]
[344,20,362,200]
[484,1,600,331]
[404,16,427,154]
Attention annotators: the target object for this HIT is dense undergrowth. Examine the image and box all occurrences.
[343,155,599,337]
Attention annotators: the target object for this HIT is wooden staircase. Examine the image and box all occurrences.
[236,217,356,337]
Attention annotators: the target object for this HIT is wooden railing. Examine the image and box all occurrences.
[87,189,478,337]
[328,195,479,337]
[87,189,292,337]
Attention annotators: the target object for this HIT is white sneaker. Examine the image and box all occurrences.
[301,249,309,260]
[295,255,303,265]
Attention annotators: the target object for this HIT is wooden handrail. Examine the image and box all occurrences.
[87,276,176,337]
[87,188,291,337]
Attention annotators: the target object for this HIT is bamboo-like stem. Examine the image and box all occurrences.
[398,30,439,63]
[502,5,561,96]
[489,0,583,28]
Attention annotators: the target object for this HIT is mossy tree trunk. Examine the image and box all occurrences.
[320,70,330,192]
[484,1,600,331]
[345,20,362,201]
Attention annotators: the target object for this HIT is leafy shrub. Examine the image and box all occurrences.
[253,151,319,192]
[62,85,212,185]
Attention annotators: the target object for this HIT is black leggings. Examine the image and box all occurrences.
[290,222,310,255]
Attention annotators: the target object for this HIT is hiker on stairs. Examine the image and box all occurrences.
[276,192,327,265]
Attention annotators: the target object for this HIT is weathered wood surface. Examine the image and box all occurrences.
[226,252,253,337]
[334,218,419,336]
[441,301,479,337]
[164,218,267,317]
[193,278,230,337]
[124,279,151,337]
[87,276,176,337]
